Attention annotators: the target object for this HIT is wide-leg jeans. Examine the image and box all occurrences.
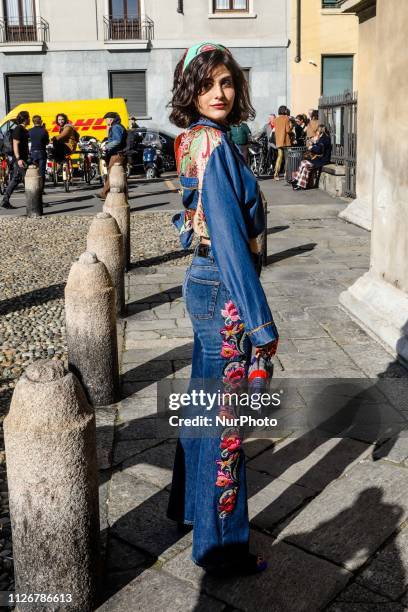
[168,246,252,569]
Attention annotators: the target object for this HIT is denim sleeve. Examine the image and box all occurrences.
[202,140,278,347]
[105,124,123,150]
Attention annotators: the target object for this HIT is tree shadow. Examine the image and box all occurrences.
[130,251,192,268]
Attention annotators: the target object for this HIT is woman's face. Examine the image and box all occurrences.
[196,64,235,124]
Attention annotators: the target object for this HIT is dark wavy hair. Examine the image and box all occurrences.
[55,113,68,123]
[169,48,255,129]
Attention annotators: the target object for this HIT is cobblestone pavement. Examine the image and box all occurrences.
[97,185,408,611]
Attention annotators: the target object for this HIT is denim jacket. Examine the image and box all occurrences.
[172,117,278,347]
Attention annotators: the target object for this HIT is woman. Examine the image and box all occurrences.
[167,42,279,574]
[292,124,332,190]
[306,109,319,145]
[273,105,292,180]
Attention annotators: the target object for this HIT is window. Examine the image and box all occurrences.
[109,0,139,18]
[322,56,353,96]
[5,73,43,112]
[109,71,147,117]
[3,0,36,24]
[213,0,248,12]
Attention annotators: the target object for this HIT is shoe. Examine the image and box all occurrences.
[274,176,280,181]
[293,185,302,191]
[1,201,15,209]
[97,191,106,200]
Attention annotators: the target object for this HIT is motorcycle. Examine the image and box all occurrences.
[142,131,164,179]
[248,132,275,177]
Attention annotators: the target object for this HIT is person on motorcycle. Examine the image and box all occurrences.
[98,112,127,199]
[52,114,78,162]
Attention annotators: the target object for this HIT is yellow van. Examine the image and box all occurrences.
[0,98,129,141]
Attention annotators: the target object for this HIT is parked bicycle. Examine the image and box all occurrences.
[78,136,100,185]
[45,143,75,192]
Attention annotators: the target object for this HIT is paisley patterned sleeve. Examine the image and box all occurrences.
[202,136,279,347]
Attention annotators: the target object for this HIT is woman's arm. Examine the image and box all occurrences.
[202,138,279,347]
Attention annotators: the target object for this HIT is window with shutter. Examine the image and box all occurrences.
[5,73,43,112]
[109,71,147,117]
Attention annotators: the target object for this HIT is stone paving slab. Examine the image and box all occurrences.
[247,434,370,493]
[276,460,408,571]
[98,568,226,612]
[107,471,182,559]
[356,526,408,600]
[163,530,351,612]
[246,468,314,531]
[121,440,176,489]
[326,582,405,612]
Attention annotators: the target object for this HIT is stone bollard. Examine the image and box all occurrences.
[4,360,101,611]
[103,191,131,271]
[109,161,127,193]
[65,251,119,406]
[25,165,43,217]
[87,212,125,316]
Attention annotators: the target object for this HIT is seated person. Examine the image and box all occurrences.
[292,125,331,190]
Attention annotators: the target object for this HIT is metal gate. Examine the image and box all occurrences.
[319,91,358,198]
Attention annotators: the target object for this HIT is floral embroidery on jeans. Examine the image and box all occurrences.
[216,300,247,518]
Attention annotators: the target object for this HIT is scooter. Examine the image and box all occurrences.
[142,131,163,179]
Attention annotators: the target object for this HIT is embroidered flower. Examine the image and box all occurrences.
[216,452,239,472]
[220,341,241,359]
[221,301,240,324]
[223,363,246,388]
[218,488,238,517]
[221,322,245,341]
[220,434,242,453]
[215,471,234,487]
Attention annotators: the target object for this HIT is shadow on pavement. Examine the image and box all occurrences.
[0,283,65,316]
[266,243,317,266]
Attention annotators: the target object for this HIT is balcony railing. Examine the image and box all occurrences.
[103,15,154,41]
[0,17,49,43]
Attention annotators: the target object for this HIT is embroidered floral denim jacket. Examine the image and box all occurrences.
[172,117,278,347]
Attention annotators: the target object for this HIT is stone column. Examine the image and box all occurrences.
[87,212,125,316]
[4,360,100,611]
[25,165,43,218]
[339,0,376,230]
[103,191,131,271]
[65,251,119,406]
[340,0,408,364]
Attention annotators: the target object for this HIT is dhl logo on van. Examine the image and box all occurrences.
[50,118,107,132]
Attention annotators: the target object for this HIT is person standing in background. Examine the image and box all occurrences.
[229,121,251,163]
[1,110,30,210]
[29,115,49,193]
[273,105,292,180]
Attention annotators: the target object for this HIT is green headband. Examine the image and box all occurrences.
[183,42,227,73]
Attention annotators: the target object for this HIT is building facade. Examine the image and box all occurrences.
[0,0,291,133]
[290,0,358,115]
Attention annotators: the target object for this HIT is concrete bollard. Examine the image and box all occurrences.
[4,360,101,611]
[65,251,119,406]
[87,212,125,316]
[25,165,43,218]
[103,191,131,271]
[109,161,127,193]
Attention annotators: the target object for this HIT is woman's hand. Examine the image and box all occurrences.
[255,339,279,359]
